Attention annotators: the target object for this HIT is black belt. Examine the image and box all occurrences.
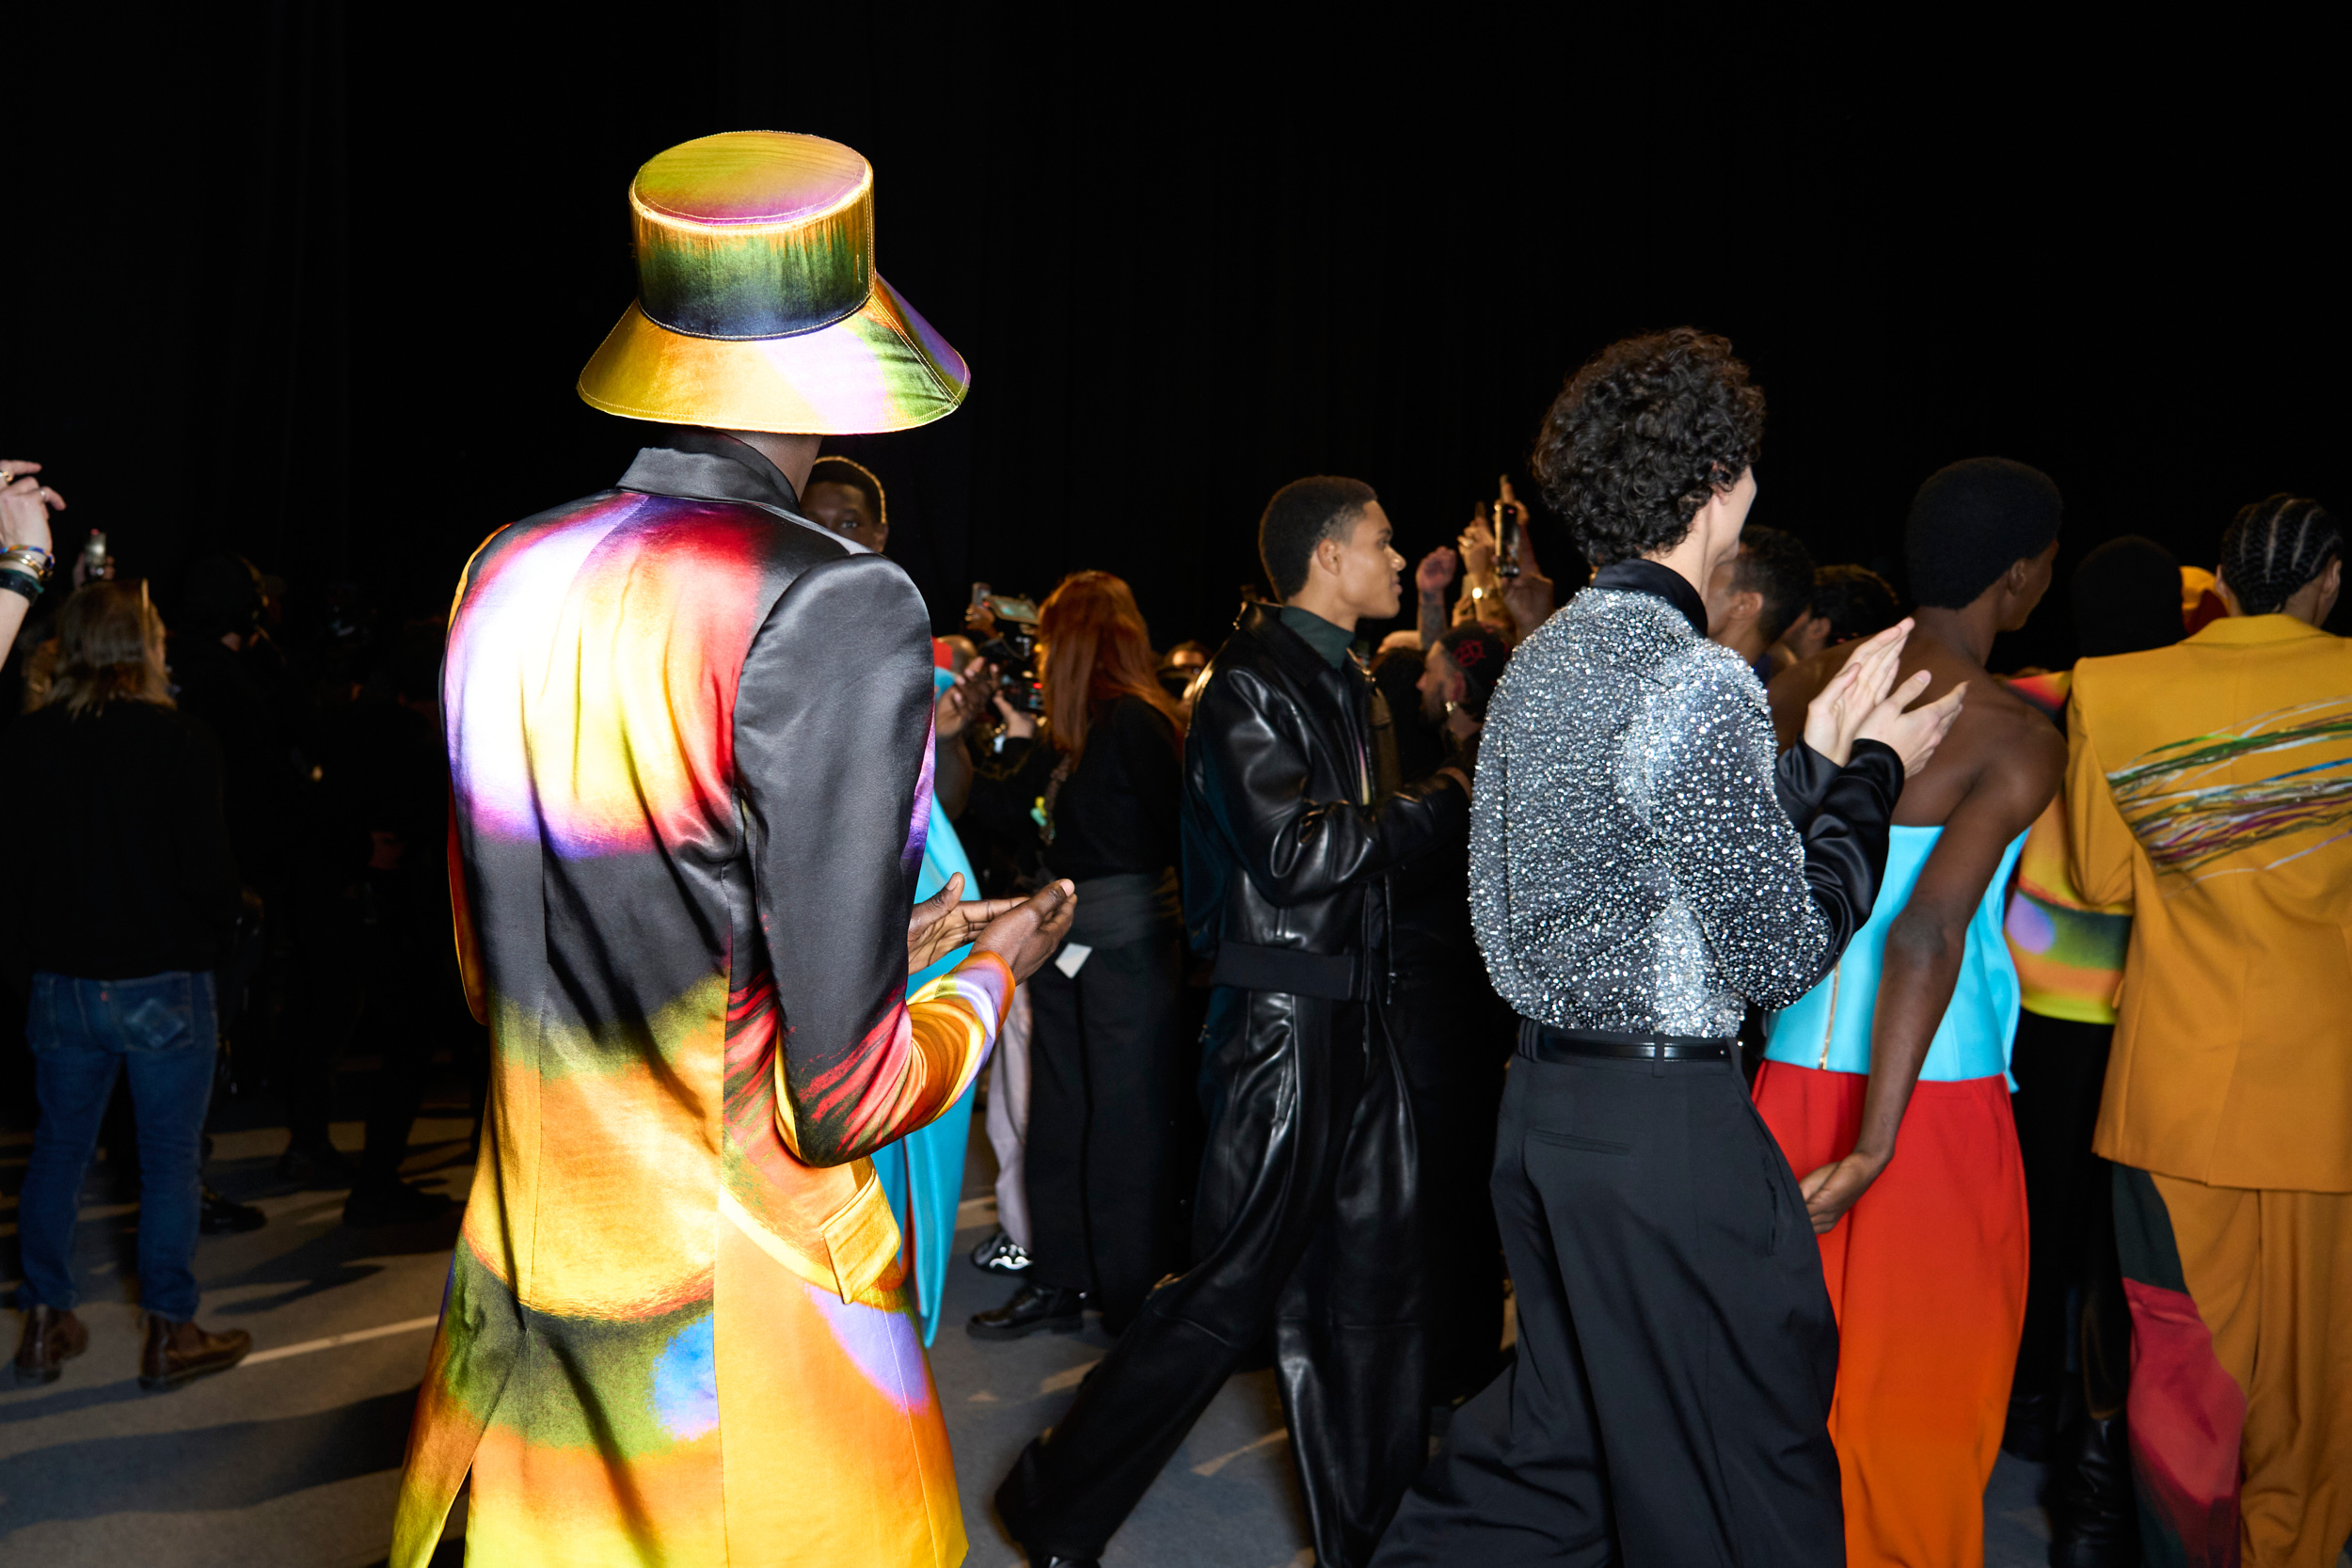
[1517,1020,1738,1065]
[1206,940,1365,1002]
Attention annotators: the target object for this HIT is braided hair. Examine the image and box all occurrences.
[2218,495,2342,615]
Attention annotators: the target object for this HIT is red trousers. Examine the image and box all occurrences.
[1754,1063,2029,1568]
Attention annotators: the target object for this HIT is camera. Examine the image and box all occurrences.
[970,582,1045,716]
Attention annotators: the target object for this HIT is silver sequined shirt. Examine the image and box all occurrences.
[1470,586,1835,1037]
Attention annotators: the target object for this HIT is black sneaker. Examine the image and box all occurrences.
[342,1180,458,1228]
[970,1230,1034,1275]
[967,1284,1086,1341]
[199,1185,268,1235]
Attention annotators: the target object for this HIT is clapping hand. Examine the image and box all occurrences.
[908,873,1028,974]
[1800,618,1965,775]
[935,657,998,742]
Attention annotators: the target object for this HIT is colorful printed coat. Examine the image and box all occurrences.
[390,431,1008,1567]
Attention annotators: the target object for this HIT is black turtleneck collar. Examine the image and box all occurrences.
[1592,559,1708,637]
[615,427,803,515]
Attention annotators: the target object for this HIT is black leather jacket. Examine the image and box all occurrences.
[1182,602,1469,1001]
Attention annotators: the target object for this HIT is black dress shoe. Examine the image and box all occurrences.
[968,1283,1086,1341]
[2048,1412,2139,1567]
[970,1230,1034,1275]
[199,1185,268,1234]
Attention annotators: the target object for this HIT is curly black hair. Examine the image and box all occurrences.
[1530,328,1766,567]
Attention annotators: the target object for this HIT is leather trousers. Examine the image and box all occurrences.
[998,984,1427,1568]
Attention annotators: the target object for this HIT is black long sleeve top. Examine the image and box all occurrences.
[2,701,243,978]
[968,694,1184,884]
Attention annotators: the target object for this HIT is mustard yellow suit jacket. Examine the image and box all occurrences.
[2068,613,2352,1192]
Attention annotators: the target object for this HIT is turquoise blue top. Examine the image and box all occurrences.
[870,665,984,1346]
[1763,826,2027,1085]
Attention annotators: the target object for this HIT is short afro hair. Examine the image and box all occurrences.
[1259,475,1377,600]
[1806,563,1901,646]
[2218,494,2341,615]
[1732,526,1816,643]
[1905,458,2062,610]
[1530,328,1766,567]
[805,454,884,526]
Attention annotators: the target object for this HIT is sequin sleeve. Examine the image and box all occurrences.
[1639,671,1894,1011]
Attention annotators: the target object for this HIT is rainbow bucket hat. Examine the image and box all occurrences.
[578,131,968,435]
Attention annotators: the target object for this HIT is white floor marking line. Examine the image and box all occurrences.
[243,1315,441,1366]
[1191,1426,1288,1477]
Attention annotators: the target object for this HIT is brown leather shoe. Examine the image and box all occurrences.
[138,1315,253,1392]
[12,1305,89,1386]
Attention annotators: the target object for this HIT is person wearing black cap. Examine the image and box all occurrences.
[1757,456,2068,1568]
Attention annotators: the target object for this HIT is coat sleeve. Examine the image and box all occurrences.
[1189,663,1466,908]
[2065,681,2139,908]
[734,551,1009,1169]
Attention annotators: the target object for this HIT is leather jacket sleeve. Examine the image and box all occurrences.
[1191,661,1467,909]
[735,551,1007,1168]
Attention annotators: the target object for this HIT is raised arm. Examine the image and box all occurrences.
[1190,664,1466,908]
[736,552,1012,1167]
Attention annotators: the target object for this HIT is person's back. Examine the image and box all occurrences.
[5,581,251,1395]
[1758,457,2065,1568]
[9,698,240,980]
[389,131,1073,1568]
[2066,494,2350,1568]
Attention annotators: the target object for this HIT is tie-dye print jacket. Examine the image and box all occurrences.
[392,431,1009,1568]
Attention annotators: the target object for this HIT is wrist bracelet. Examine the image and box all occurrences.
[1,566,44,603]
[1,545,54,576]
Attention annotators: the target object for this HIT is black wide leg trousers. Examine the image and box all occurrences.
[998,984,1427,1568]
[1023,927,1197,1332]
[1375,1050,1844,1568]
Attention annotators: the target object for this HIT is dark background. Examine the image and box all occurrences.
[8,8,2345,670]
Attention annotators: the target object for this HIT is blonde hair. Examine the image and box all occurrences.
[42,581,174,717]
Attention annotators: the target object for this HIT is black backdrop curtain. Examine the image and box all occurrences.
[8,8,2347,665]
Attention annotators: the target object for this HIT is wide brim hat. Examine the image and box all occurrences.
[578,132,968,435]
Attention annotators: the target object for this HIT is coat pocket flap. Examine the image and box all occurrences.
[819,1163,903,1304]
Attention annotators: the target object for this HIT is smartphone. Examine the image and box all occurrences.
[82,530,110,581]
[1493,479,1521,580]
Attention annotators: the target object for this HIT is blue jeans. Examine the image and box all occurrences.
[18,971,218,1323]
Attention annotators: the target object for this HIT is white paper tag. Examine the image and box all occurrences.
[1054,942,1093,978]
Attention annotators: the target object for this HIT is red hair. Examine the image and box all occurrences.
[1038,571,1185,755]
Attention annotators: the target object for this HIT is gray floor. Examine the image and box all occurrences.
[0,1106,2107,1566]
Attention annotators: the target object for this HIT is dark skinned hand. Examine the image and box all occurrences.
[969,878,1079,985]
[906,873,1033,974]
